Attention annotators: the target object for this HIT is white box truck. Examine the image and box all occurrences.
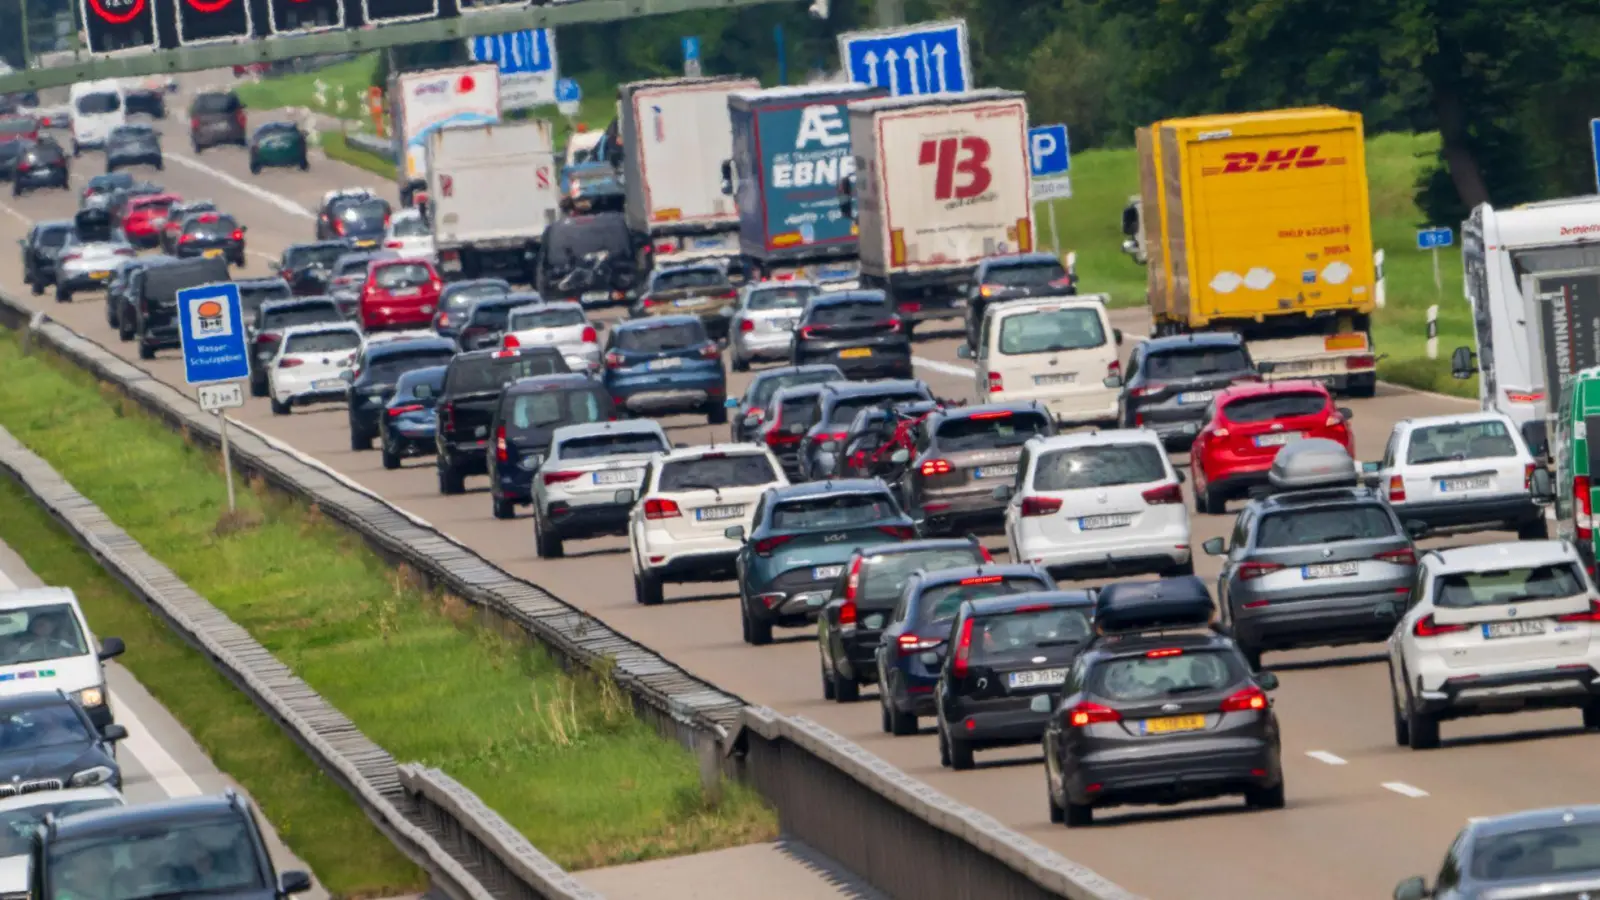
[618,75,760,269]
[844,89,1035,328]
[425,119,560,285]
[389,64,501,207]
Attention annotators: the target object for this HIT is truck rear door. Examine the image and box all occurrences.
[1535,272,1600,403]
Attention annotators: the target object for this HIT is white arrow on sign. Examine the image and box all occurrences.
[931,43,948,92]
[862,50,880,86]
[919,41,932,91]
[884,49,901,94]
[904,47,921,93]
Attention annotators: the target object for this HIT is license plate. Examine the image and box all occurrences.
[696,504,744,521]
[769,319,798,331]
[649,357,683,371]
[1079,513,1135,530]
[581,291,609,302]
[594,469,642,485]
[817,267,855,281]
[1484,620,1547,639]
[394,288,419,297]
[1141,714,1207,735]
[355,240,376,248]
[202,249,223,258]
[675,297,708,307]
[1177,391,1214,405]
[812,565,844,580]
[1303,561,1359,579]
[976,464,1018,479]
[1008,669,1067,689]
[1439,476,1491,493]
[313,379,343,390]
[90,270,110,280]
[840,348,872,359]
[1254,431,1302,447]
[1033,373,1077,386]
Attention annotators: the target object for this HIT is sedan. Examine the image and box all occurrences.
[792,290,912,380]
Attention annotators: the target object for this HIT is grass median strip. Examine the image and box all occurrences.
[0,331,777,869]
[318,131,396,181]
[236,55,380,118]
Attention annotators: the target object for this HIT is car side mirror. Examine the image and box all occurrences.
[719,160,733,196]
[1113,328,1123,345]
[724,397,739,409]
[1522,420,1550,461]
[991,484,1012,502]
[1256,361,1277,375]
[1450,346,1476,380]
[98,637,125,660]
[280,871,313,896]
[1103,375,1122,388]
[1201,536,1226,556]
[956,344,973,359]
[1255,671,1280,691]
[1393,876,1428,900]
[890,449,910,464]
[1336,407,1354,420]
[815,452,837,476]
[1531,467,1554,503]
[101,724,128,742]
[1405,520,1431,540]
[724,525,746,542]
[614,489,636,505]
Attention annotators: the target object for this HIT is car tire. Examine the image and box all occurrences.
[1047,776,1065,824]
[821,660,836,701]
[1063,802,1093,828]
[154,159,163,171]
[249,159,260,175]
[945,727,975,770]
[707,403,728,426]
[492,491,516,521]
[350,429,372,452]
[1584,699,1600,731]
[1518,518,1550,540]
[833,670,860,703]
[879,694,893,733]
[30,279,42,297]
[746,609,773,646]
[886,689,917,735]
[299,157,310,172]
[732,353,749,373]
[381,444,401,470]
[634,569,663,606]
[1202,485,1225,515]
[1193,481,1210,514]
[1244,781,1286,810]
[269,396,290,415]
[54,285,70,303]
[192,142,203,154]
[1345,375,1377,399]
[137,340,155,361]
[118,311,135,342]
[1406,693,1441,750]
[1390,672,1411,747]
[250,375,267,398]
[437,462,465,495]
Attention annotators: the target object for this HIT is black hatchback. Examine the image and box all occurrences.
[1120,332,1259,450]
[11,138,68,196]
[346,337,457,451]
[793,290,912,380]
[274,241,350,297]
[487,375,615,519]
[456,294,530,352]
[174,212,246,267]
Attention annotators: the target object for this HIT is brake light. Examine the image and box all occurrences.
[951,618,974,677]
[740,319,755,333]
[581,326,597,343]
[179,235,195,244]
[1525,464,1537,491]
[59,252,81,263]
[492,350,520,359]
[920,459,953,476]
[257,332,280,345]
[440,402,455,430]
[1558,600,1600,622]
[1021,496,1061,517]
[1146,648,1184,658]
[877,525,916,540]
[699,343,720,360]
[971,411,1012,420]
[332,220,345,235]
[643,498,681,520]
[1141,482,1182,505]
[987,371,1003,393]
[1345,354,1376,370]
[642,295,664,307]
[1107,359,1121,377]
[189,117,199,131]
[1237,561,1283,581]
[1221,686,1268,712]
[605,351,625,369]
[1578,475,1593,541]
[753,534,795,556]
[494,425,508,463]
[387,404,423,417]
[1130,384,1162,398]
[277,358,303,368]
[881,318,902,333]
[1388,475,1407,504]
[502,333,520,349]
[1413,614,1469,638]
[840,557,862,628]
[385,240,403,249]
[1375,548,1416,565]
[799,325,818,340]
[542,471,582,485]
[897,633,941,655]
[1067,701,1120,727]
[766,425,799,447]
[718,289,736,299]
[959,575,1004,585]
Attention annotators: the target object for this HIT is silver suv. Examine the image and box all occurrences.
[531,420,670,559]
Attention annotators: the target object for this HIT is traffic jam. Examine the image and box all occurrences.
[8,45,1600,899]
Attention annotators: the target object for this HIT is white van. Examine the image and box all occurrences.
[0,588,123,732]
[69,79,127,156]
[958,294,1122,426]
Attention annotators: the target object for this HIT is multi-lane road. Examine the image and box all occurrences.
[1,76,1589,899]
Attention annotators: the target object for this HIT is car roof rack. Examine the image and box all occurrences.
[1093,576,1216,636]
[1253,438,1359,498]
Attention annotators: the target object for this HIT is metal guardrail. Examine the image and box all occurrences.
[344,132,395,160]
[0,295,1141,900]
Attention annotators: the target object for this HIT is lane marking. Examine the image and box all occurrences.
[1305,750,1347,765]
[0,199,31,226]
[0,567,15,590]
[164,152,314,220]
[912,355,974,378]
[1382,781,1430,798]
[111,688,203,799]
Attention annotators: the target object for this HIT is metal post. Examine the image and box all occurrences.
[1047,201,1061,256]
[1432,246,1442,294]
[876,0,904,27]
[1426,304,1439,360]
[219,413,237,512]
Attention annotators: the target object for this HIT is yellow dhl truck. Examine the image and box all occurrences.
[1122,107,1382,397]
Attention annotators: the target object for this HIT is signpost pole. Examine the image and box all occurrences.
[1426,304,1439,360]
[219,412,237,512]
[1433,245,1442,295]
[1047,200,1060,256]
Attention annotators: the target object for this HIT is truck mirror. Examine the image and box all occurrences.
[720,159,733,196]
[1522,420,1549,461]
[1120,239,1139,255]
[1450,346,1477,379]
[1121,202,1139,237]
[1530,467,1554,502]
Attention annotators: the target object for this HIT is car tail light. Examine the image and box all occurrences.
[1147,648,1184,658]
[605,352,625,369]
[1067,701,1120,727]
[231,229,243,241]
[1141,482,1182,505]
[740,319,755,333]
[920,458,953,476]
[765,424,799,447]
[15,161,29,173]
[848,450,867,469]
[880,318,902,333]
[799,325,819,340]
[440,402,455,431]
[839,557,863,628]
[59,252,82,263]
[1525,464,1537,491]
[1345,354,1376,370]
[699,343,720,360]
[1558,599,1600,622]
[971,411,1013,420]
[753,534,795,556]
[234,109,246,127]
[1221,686,1268,712]
[1375,548,1416,565]
[644,497,681,520]
[899,301,921,313]
[494,425,508,462]
[1237,560,1283,581]
[581,326,597,343]
[257,332,280,345]
[1130,384,1164,398]
[1579,475,1594,540]
[277,358,303,368]
[951,618,974,677]
[387,404,423,417]
[897,633,941,655]
[115,248,135,257]
[332,220,345,235]
[987,371,1003,393]
[178,235,195,244]
[718,289,736,299]
[1021,496,1061,517]
[1388,475,1407,504]
[542,471,582,485]
[654,242,674,255]
[502,333,521,348]
[1413,614,1469,637]
[190,117,200,131]
[877,525,916,540]
[385,240,403,249]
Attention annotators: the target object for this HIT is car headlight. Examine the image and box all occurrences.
[76,687,104,708]
[70,766,113,787]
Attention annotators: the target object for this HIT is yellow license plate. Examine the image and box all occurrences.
[202,249,223,258]
[90,271,110,279]
[355,240,376,248]
[1324,333,1368,352]
[840,348,872,359]
[1141,714,1206,735]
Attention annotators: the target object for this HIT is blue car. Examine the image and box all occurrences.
[876,563,1056,736]
[559,161,624,214]
[728,478,916,646]
[380,365,446,470]
[602,315,727,425]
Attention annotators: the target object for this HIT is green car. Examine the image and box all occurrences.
[248,122,309,174]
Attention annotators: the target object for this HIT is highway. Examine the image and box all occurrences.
[1,76,1590,898]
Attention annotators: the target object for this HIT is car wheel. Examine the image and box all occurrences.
[1193,480,1210,514]
[54,285,70,303]
[1201,485,1225,515]
[1244,780,1286,810]
[1390,667,1411,746]
[937,725,951,767]
[1584,700,1600,730]
[137,340,155,361]
[350,428,372,452]
[299,156,310,172]
[1064,802,1094,828]
[947,731,975,771]
[250,374,267,398]
[1345,375,1377,399]
[192,141,203,154]
[269,396,290,415]
[1166,559,1195,577]
[1046,772,1066,824]
[381,444,401,470]
[249,159,260,175]
[492,491,516,521]
[1406,691,1441,750]
[887,685,917,735]
[30,279,42,297]
[879,693,893,733]
[834,669,860,702]
[732,353,749,373]
[1518,518,1550,540]
[118,311,135,342]
[437,462,465,495]
[746,609,773,646]
[154,159,163,171]
[821,659,836,701]
[634,569,663,606]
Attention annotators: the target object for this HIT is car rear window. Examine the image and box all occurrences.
[442,282,509,312]
[934,411,1051,450]
[192,92,238,114]
[616,322,706,353]
[1433,563,1587,609]
[0,118,35,140]
[542,214,630,259]
[367,349,453,383]
[284,245,345,269]
[559,432,667,460]
[771,492,896,530]
[510,307,586,330]
[1033,444,1167,491]
[1090,649,1243,702]
[1469,822,1600,881]
[1144,346,1250,380]
[828,391,929,425]
[469,302,519,329]
[1254,505,1396,548]
[374,263,431,289]
[184,215,239,238]
[391,215,428,237]
[752,371,840,408]
[917,576,1051,625]
[340,200,390,228]
[653,269,728,292]
[968,607,1093,660]
[985,262,1065,287]
[508,389,608,431]
[336,257,374,278]
[1223,391,1327,423]
[397,370,445,400]
[860,548,984,604]
[238,284,292,318]
[747,287,814,311]
[262,304,340,330]
[1407,420,1519,464]
[659,454,776,491]
[130,197,173,214]
[76,92,120,114]
[284,331,359,354]
[25,143,62,164]
[778,394,823,430]
[89,174,132,192]
[448,354,567,395]
[36,227,70,248]
[998,308,1106,355]
[809,299,891,326]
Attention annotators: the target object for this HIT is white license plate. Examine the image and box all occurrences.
[768,318,798,331]
[581,291,609,302]
[313,379,343,390]
[1439,476,1492,493]
[1033,373,1077,386]
[817,267,855,281]
[1483,620,1547,639]
[649,357,683,371]
[976,464,1018,479]
[696,504,744,521]
[1008,669,1067,689]
[1079,514,1134,530]
[1302,561,1359,579]
[393,288,419,297]
[812,565,844,580]
[1177,391,1214,405]
[674,297,708,307]
[1254,431,1303,447]
[593,469,642,485]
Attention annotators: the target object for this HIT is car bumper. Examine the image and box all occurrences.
[1205,467,1274,501]
[1391,493,1543,534]
[140,321,180,349]
[612,384,721,416]
[1415,664,1600,717]
[942,699,1050,745]
[898,299,966,323]
[918,493,1008,535]
[177,246,242,262]
[1068,741,1280,806]
[796,346,912,379]
[56,270,115,291]
[274,382,348,406]
[441,440,489,474]
[1138,414,1207,448]
[832,629,884,683]
[735,331,793,359]
[545,499,632,539]
[1017,520,1191,578]
[645,547,739,583]
[1233,590,1407,651]
[385,424,436,455]
[495,468,535,503]
[14,169,66,187]
[108,152,161,167]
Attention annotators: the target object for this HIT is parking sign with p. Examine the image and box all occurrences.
[1029,124,1070,178]
[177,282,250,385]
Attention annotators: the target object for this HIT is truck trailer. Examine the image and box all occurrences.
[388,64,500,208]
[425,119,561,285]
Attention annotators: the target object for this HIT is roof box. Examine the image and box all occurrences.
[1266,438,1358,492]
[1094,577,1214,634]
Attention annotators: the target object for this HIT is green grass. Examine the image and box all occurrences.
[0,476,424,899]
[318,131,396,181]
[236,55,381,120]
[0,331,777,871]
[1049,130,1475,398]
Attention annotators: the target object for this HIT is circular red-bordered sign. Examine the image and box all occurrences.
[185,0,234,14]
[88,0,146,25]
[457,75,475,94]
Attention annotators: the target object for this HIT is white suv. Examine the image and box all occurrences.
[1376,412,1546,539]
[532,420,670,559]
[1388,537,1597,751]
[998,429,1191,579]
[629,444,788,606]
[267,323,363,415]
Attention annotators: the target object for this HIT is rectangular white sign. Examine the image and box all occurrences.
[198,382,245,412]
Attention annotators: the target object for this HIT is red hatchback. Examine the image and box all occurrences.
[1189,380,1354,514]
[360,258,442,332]
[120,193,180,248]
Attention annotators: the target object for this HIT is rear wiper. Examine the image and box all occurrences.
[1033,638,1080,648]
[669,482,721,491]
[1163,684,1217,696]
[1411,454,1465,464]
[1318,534,1360,543]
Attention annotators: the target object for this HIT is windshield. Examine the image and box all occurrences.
[1034,444,1167,491]
[659,454,776,491]
[933,412,1051,450]
[339,200,389,228]
[1408,420,1519,464]
[917,577,1050,625]
[1091,649,1243,702]
[0,603,89,666]
[109,127,154,144]
[1470,822,1600,881]
[1433,563,1587,609]
[396,369,444,400]
[442,282,509,312]
[366,350,452,384]
[87,174,131,194]
[777,394,823,430]
[544,216,630,260]
[284,245,345,269]
[49,817,267,899]
[448,355,566,395]
[985,262,1066,287]
[392,216,429,238]
[0,797,121,856]
[1223,392,1327,423]
[335,257,374,278]
[970,607,1092,659]
[510,307,586,330]
[752,371,838,409]
[191,92,238,114]
[284,331,360,354]
[237,285,291,319]
[76,93,120,115]
[810,300,891,327]
[860,548,983,604]
[374,263,431,290]
[999,308,1106,355]
[261,305,340,330]
[129,198,172,216]
[829,392,929,425]
[469,303,517,329]
[558,432,666,460]
[653,269,728,292]
[0,703,91,752]
[184,216,238,239]
[0,118,35,139]
[748,287,815,311]
[1255,505,1397,548]
[771,493,896,530]
[508,389,607,431]
[1145,346,1251,380]
[616,322,706,353]
[37,227,71,249]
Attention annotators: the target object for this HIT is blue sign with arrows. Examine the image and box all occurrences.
[176,282,249,386]
[838,20,970,97]
[1417,227,1454,250]
[469,29,554,76]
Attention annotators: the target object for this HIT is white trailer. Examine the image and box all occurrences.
[389,64,500,205]
[425,120,560,285]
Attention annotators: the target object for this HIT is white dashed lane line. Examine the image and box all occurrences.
[1383,781,1431,798]
[164,152,315,220]
[1304,750,1348,766]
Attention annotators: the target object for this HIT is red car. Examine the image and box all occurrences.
[1189,380,1354,514]
[359,258,442,332]
[120,193,180,248]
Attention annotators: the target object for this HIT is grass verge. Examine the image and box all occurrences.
[236,55,380,119]
[0,476,424,898]
[0,330,777,869]
[318,131,396,181]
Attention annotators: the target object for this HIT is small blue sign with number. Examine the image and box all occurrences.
[177,282,249,385]
[1417,227,1454,250]
[682,36,700,63]
[555,78,581,104]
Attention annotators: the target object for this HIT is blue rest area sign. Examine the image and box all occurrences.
[555,78,581,104]
[1416,226,1453,250]
[177,282,249,386]
[1029,124,1070,178]
[838,20,970,97]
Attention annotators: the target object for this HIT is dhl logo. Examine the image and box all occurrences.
[1201,145,1346,176]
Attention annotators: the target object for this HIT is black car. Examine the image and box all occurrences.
[11,138,68,196]
[936,589,1095,770]
[1042,576,1284,827]
[105,256,161,333]
[792,290,913,380]
[103,123,162,172]
[632,263,739,341]
[818,537,990,702]
[435,346,571,495]
[728,364,846,443]
[175,212,247,267]
[381,365,447,471]
[433,278,512,341]
[189,90,247,151]
[898,402,1057,535]
[29,789,311,900]
[0,691,125,792]
[159,199,218,254]
[273,241,350,297]
[19,220,73,296]
[486,374,615,519]
[346,337,456,450]
[1120,332,1259,450]
[762,383,829,481]
[123,87,166,119]
[236,277,293,324]
[799,379,934,482]
[963,252,1076,350]
[247,297,345,396]
[0,115,36,180]
[456,294,531,352]
[79,171,133,208]
[315,189,378,241]
[134,256,232,360]
[320,194,390,249]
[536,212,638,306]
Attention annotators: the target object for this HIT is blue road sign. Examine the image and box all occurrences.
[839,20,970,97]
[470,29,554,76]
[682,36,700,63]
[555,78,581,104]
[1029,124,1070,178]
[1417,226,1454,250]
[177,282,249,386]
[1591,118,1600,194]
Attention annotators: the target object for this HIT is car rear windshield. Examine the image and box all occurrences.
[469,302,519,329]
[88,174,132,192]
[1407,420,1518,464]
[510,307,586,330]
[653,269,728,292]
[1091,648,1244,702]
[616,322,706,353]
[1034,444,1167,491]
[336,257,374,278]
[184,216,239,239]
[860,548,984,604]
[934,411,1051,450]
[442,282,509,311]
[917,577,1051,625]
[1255,505,1396,548]
[25,143,62,164]
[1144,346,1250,380]
[747,287,814,311]
[985,262,1065,287]
[448,354,566,394]
[998,308,1106,355]
[285,245,345,269]
[1433,563,1587,609]
[192,92,238,114]
[76,92,120,114]
[752,371,839,408]
[36,227,70,248]
[375,263,431,289]
[771,492,896,530]
[809,300,890,326]
[778,394,823,430]
[285,331,359,354]
[238,284,292,317]
[1223,391,1326,423]
[262,304,340,330]
[559,432,667,460]
[507,389,608,431]
[660,454,777,491]
[969,607,1093,660]
[0,118,34,139]
[1470,822,1600,881]
[340,200,389,228]
[392,216,429,237]
[397,370,444,399]
[828,391,928,425]
[130,197,173,214]
[367,349,453,383]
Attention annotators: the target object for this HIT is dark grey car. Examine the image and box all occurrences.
[1121,333,1259,450]
[1395,805,1600,900]
[728,364,845,444]
[104,124,162,172]
[0,691,126,793]
[189,90,246,151]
